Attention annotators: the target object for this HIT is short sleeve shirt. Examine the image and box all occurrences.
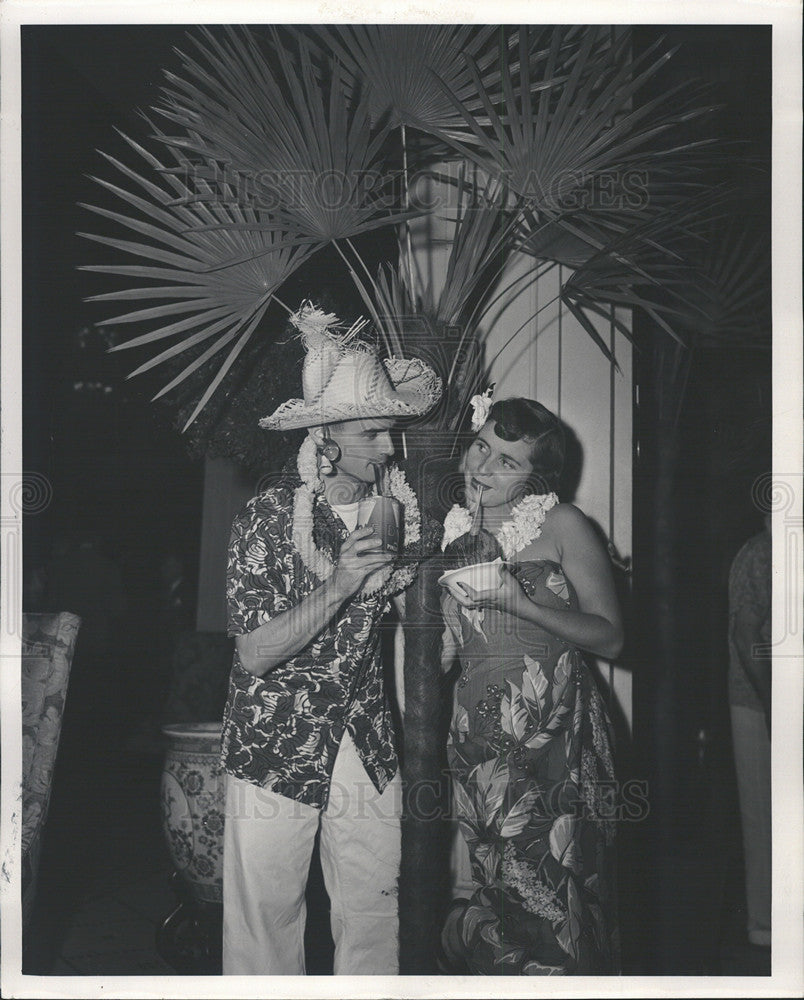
[220,477,398,808]
[728,529,771,710]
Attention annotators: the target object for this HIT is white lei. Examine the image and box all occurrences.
[292,436,420,598]
[441,492,559,560]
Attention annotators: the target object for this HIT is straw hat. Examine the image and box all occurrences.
[259,302,442,431]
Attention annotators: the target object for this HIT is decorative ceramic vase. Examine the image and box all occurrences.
[160,722,225,904]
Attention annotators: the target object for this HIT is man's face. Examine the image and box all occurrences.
[326,417,396,485]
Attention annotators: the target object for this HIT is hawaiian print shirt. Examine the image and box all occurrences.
[728,527,771,711]
[220,474,399,809]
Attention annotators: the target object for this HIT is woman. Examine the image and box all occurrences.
[438,397,623,975]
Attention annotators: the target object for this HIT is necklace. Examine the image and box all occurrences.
[293,436,420,598]
[441,492,559,560]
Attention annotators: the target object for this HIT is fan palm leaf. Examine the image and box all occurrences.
[557,195,729,360]
[79,127,313,426]
[424,173,521,323]
[686,217,771,347]
[152,27,422,246]
[307,25,574,141]
[371,172,527,428]
[307,26,608,179]
[372,173,517,332]
[428,27,717,227]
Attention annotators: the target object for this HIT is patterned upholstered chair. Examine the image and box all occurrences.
[21,612,81,928]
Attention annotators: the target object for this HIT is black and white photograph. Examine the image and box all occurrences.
[1,2,801,997]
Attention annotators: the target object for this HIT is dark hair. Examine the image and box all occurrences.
[488,397,564,494]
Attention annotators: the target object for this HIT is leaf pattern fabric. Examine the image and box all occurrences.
[441,560,619,974]
[220,477,398,808]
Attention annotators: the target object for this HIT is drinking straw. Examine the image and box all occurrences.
[470,485,485,534]
[371,462,384,495]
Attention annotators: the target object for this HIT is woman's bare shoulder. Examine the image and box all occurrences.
[543,501,589,532]
[542,502,600,553]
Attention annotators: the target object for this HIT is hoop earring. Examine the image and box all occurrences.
[317,433,341,476]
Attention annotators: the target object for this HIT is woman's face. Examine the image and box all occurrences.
[461,420,535,510]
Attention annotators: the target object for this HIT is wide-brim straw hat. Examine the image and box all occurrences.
[259,304,442,431]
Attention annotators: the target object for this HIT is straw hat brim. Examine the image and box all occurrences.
[259,357,442,431]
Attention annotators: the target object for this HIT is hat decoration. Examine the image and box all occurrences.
[259,301,442,431]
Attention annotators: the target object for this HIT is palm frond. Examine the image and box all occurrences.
[428,172,521,326]
[428,26,718,228]
[80,23,751,444]
[557,195,734,357]
[686,216,771,347]
[369,173,531,428]
[152,27,423,244]
[307,25,535,138]
[79,128,312,424]
[372,171,518,329]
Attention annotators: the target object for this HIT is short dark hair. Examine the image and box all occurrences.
[488,397,564,494]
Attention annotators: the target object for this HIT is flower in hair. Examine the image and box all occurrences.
[469,386,494,432]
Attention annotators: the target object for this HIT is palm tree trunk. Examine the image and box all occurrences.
[633,334,685,971]
[397,441,456,972]
[399,553,451,972]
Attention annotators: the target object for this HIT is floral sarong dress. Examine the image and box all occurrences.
[440,560,619,974]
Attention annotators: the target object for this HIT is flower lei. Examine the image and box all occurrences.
[441,492,559,560]
[293,436,420,598]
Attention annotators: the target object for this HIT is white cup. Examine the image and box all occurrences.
[437,558,504,600]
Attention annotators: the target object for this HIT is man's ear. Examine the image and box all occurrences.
[308,426,325,449]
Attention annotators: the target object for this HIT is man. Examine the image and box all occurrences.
[728,513,772,953]
[220,304,441,975]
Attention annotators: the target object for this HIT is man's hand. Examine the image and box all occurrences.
[237,527,392,677]
[332,526,395,601]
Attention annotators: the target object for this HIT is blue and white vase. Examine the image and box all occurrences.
[160,722,225,904]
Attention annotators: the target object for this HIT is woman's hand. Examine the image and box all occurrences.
[454,565,527,615]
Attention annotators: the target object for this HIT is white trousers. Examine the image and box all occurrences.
[222,732,402,975]
[730,704,771,947]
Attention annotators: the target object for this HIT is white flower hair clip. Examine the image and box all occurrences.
[469,386,495,432]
